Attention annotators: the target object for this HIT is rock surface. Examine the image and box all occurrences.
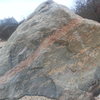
[0,1,100,100]
[20,96,55,100]
[0,41,6,49]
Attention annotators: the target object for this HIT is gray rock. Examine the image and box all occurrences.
[0,1,100,100]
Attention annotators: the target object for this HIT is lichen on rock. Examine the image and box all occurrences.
[0,0,100,100]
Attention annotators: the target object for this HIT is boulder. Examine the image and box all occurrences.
[0,1,100,100]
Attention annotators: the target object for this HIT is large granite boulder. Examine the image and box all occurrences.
[0,1,100,100]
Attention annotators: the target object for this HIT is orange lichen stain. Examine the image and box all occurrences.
[79,48,90,54]
[68,34,77,42]
[55,45,65,49]
[0,18,82,84]
[48,65,67,75]
[77,62,84,67]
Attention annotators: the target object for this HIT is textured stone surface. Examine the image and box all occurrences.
[0,0,100,100]
[20,96,55,100]
[0,41,6,49]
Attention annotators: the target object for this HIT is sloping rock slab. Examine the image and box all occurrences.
[0,1,100,100]
[20,96,55,100]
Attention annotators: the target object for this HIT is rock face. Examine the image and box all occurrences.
[20,96,55,100]
[0,1,100,100]
[0,41,6,49]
